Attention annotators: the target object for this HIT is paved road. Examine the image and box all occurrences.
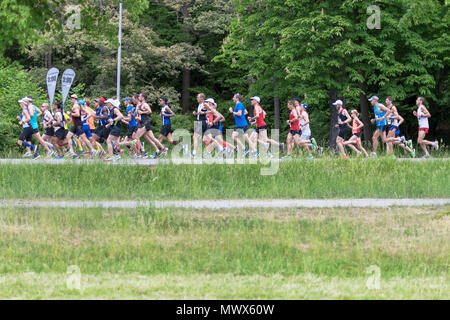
[1,157,448,166]
[1,199,449,209]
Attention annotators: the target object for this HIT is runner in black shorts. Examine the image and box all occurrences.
[158,97,177,146]
[52,103,68,158]
[104,99,124,161]
[333,99,351,158]
[17,99,39,159]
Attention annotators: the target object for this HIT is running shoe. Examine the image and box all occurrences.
[227,150,234,158]
[308,154,314,159]
[311,138,317,150]
[98,150,105,159]
[433,140,439,151]
[46,150,55,158]
[151,152,158,159]
[33,153,40,160]
[400,136,407,145]
[243,149,250,157]
[340,155,348,159]
[142,153,149,159]
[91,149,98,158]
[114,154,121,160]
[161,147,168,157]
[54,155,64,160]
[371,152,377,158]
[411,149,416,158]
[423,154,431,159]
[103,156,113,162]
[74,150,85,159]
[250,152,259,158]
[408,140,413,150]
[23,151,32,158]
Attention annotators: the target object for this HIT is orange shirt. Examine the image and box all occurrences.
[86,106,96,130]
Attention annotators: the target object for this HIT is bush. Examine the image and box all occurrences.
[0,60,47,151]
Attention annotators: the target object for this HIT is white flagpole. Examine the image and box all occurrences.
[117,1,122,100]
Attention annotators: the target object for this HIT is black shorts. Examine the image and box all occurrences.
[54,128,67,141]
[194,121,207,135]
[255,126,267,134]
[70,125,84,136]
[161,124,173,136]
[338,127,348,139]
[126,126,138,139]
[139,120,152,132]
[109,126,122,138]
[44,127,55,137]
[19,127,34,141]
[289,130,300,136]
[95,126,110,141]
[353,132,361,138]
[234,126,248,134]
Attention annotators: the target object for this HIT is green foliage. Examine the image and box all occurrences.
[0,61,47,150]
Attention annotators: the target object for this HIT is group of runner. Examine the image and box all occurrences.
[16,92,438,160]
[334,95,439,158]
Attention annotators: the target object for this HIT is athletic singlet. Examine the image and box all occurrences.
[352,119,360,134]
[211,113,221,130]
[71,106,82,127]
[110,107,121,128]
[161,105,171,125]
[387,108,398,126]
[140,104,150,123]
[338,109,348,129]
[20,111,30,128]
[81,112,89,126]
[199,107,208,122]
[96,106,110,126]
[289,111,300,131]
[255,106,266,128]
[417,106,429,129]
[374,104,387,127]
[43,110,53,128]
[300,111,311,133]
[126,105,137,128]
[29,105,38,129]
[55,111,65,131]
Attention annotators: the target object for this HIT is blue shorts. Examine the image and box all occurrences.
[377,125,386,132]
[82,125,92,139]
[389,125,400,137]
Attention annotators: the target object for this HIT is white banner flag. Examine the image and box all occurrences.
[46,68,59,110]
[61,68,76,105]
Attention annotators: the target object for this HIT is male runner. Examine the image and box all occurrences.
[158,97,177,145]
[413,97,438,158]
[104,99,124,161]
[22,97,53,157]
[229,93,255,156]
[369,95,391,157]
[192,93,208,158]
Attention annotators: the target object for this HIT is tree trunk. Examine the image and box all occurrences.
[358,80,372,143]
[329,89,338,151]
[273,97,280,129]
[182,68,190,113]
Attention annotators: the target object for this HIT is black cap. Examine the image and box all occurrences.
[160,97,168,103]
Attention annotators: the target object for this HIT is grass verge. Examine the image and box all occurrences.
[0,159,449,200]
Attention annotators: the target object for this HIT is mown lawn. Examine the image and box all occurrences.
[0,206,448,299]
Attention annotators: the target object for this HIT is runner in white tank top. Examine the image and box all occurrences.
[412,97,438,158]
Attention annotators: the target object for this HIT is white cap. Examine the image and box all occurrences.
[205,98,215,104]
[112,99,120,108]
[18,99,25,104]
[22,97,31,103]
[332,100,343,106]
[368,95,379,101]
[250,96,261,103]
[105,98,115,105]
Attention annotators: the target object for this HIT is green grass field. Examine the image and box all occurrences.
[0,159,449,200]
[0,206,448,299]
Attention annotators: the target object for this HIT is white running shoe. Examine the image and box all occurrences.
[433,141,439,151]
[91,149,98,158]
[23,151,32,158]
